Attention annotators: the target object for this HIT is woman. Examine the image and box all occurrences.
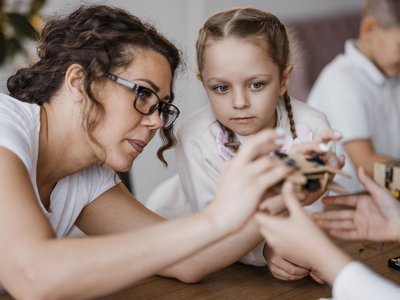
[0,5,292,299]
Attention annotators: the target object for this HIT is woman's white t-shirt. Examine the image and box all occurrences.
[0,93,118,237]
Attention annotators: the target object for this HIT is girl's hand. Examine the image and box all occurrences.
[255,180,352,285]
[289,128,342,157]
[313,167,400,243]
[255,181,334,270]
[205,129,294,233]
[263,244,310,280]
[310,270,327,285]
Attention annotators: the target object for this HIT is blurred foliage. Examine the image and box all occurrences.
[0,0,46,65]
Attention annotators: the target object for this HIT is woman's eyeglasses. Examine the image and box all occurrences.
[107,73,180,128]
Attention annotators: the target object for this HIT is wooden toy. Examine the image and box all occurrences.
[259,152,351,215]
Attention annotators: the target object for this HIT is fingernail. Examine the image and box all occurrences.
[318,143,329,152]
[329,157,339,166]
[275,127,287,136]
[285,159,297,168]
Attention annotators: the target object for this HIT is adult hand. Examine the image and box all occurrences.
[313,167,400,243]
[206,129,294,233]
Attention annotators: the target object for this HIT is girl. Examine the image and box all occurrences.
[146,7,341,282]
[0,5,294,299]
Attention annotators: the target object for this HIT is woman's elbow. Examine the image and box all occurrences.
[1,254,60,299]
[2,277,56,300]
[164,265,208,284]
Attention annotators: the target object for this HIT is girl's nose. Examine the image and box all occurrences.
[232,90,250,109]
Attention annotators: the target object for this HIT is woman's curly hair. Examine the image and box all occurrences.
[7,4,182,165]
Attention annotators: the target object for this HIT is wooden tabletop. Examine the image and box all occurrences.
[1,240,399,299]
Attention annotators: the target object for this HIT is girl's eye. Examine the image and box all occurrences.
[250,82,265,90]
[213,85,229,93]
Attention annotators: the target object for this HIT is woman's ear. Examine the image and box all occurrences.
[280,65,293,95]
[65,64,86,102]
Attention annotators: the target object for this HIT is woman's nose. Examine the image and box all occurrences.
[144,110,164,129]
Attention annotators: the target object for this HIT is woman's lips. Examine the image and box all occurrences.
[127,139,146,153]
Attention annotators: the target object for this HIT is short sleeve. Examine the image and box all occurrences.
[309,71,371,144]
[82,164,121,204]
[0,99,39,172]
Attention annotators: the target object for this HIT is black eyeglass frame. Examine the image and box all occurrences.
[107,73,180,128]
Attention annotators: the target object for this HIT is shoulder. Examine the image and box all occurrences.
[312,58,363,92]
[73,164,119,198]
[177,105,219,139]
[309,43,372,105]
[175,105,222,159]
[79,164,117,183]
[282,98,330,133]
[290,98,328,122]
[0,93,40,170]
[0,93,39,121]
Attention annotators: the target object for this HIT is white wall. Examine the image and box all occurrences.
[0,0,363,201]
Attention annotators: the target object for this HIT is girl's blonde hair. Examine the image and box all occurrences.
[195,7,297,145]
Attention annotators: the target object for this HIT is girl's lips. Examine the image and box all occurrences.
[231,117,255,124]
[127,139,147,153]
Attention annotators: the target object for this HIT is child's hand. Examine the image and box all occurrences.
[263,244,310,280]
[206,129,294,233]
[255,181,334,270]
[313,128,343,146]
[288,128,342,157]
[255,181,352,285]
[314,167,400,243]
[289,128,344,171]
[310,270,327,285]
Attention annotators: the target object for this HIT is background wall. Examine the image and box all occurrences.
[0,0,363,201]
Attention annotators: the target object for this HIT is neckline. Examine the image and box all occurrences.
[35,105,53,216]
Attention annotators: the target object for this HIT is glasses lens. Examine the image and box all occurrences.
[134,87,159,114]
[160,104,179,128]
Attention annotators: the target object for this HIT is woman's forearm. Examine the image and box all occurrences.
[159,218,264,281]
[5,210,232,299]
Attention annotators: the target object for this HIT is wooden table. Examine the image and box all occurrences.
[1,240,399,299]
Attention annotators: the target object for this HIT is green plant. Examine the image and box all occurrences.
[0,0,46,65]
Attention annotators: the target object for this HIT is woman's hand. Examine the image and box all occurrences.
[313,167,400,243]
[206,129,294,233]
